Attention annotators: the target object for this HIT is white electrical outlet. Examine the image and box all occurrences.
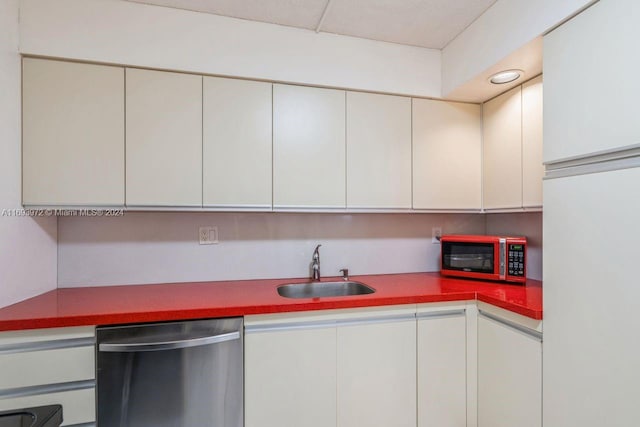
[432,227,442,244]
[199,226,219,245]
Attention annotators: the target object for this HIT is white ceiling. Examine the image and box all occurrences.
[128,0,497,49]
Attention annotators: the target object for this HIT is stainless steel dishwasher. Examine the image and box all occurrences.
[97,318,243,427]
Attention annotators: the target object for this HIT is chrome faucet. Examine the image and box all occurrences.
[311,244,321,281]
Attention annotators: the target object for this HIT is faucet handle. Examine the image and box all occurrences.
[339,268,349,281]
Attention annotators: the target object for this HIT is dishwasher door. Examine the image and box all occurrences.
[97,317,243,427]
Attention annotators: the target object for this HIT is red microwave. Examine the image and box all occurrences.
[440,235,527,284]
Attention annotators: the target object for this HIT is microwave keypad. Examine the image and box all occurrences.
[508,244,525,277]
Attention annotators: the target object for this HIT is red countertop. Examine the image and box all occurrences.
[0,273,542,332]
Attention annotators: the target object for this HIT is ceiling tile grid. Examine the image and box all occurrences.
[129,0,498,49]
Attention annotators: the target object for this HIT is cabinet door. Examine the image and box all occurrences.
[413,99,481,210]
[417,311,467,427]
[544,0,640,162]
[337,317,416,427]
[483,86,522,210]
[273,84,346,209]
[346,92,411,209]
[22,58,124,206]
[478,314,541,427]
[203,77,272,208]
[245,326,337,427]
[126,68,202,206]
[522,76,543,208]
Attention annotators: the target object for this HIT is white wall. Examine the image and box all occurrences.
[13,0,545,292]
[58,212,485,287]
[0,0,57,308]
[486,212,542,281]
[19,0,442,98]
[441,0,594,97]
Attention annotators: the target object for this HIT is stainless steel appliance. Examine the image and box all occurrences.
[97,318,243,427]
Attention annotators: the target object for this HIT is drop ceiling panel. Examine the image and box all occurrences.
[322,0,497,48]
[128,0,497,49]
[129,0,328,30]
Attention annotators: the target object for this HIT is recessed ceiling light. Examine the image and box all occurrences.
[489,70,523,85]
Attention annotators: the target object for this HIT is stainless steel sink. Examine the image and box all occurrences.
[277,281,376,299]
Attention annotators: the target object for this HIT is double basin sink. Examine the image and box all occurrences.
[277,280,375,299]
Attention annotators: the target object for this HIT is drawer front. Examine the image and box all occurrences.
[0,346,95,389]
[0,388,95,426]
[0,326,94,346]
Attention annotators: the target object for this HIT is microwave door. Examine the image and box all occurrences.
[447,254,492,271]
[442,242,495,273]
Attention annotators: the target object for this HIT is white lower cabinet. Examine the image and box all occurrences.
[245,306,416,427]
[417,306,468,427]
[245,319,337,427]
[245,302,543,427]
[337,308,416,427]
[0,326,96,426]
[477,305,542,427]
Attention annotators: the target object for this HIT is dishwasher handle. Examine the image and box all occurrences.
[98,330,240,353]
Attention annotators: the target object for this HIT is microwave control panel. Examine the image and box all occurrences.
[508,244,525,277]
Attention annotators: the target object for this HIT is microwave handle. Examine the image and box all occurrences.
[499,238,506,280]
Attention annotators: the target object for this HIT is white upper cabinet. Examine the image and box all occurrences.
[544,0,640,163]
[203,77,272,209]
[126,68,202,207]
[22,58,124,206]
[483,78,544,211]
[273,84,346,209]
[346,92,411,209]
[522,76,544,208]
[413,99,482,210]
[483,85,523,210]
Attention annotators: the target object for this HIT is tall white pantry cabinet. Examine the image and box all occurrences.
[543,1,640,426]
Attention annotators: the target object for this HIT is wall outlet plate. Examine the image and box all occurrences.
[432,227,442,244]
[199,226,218,245]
